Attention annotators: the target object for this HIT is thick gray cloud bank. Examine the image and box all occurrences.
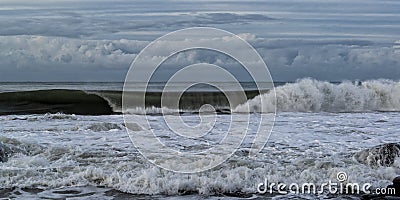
[0,0,399,81]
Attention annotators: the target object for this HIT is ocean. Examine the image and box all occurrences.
[1,79,400,199]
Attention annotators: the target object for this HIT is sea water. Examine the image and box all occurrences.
[1,79,400,199]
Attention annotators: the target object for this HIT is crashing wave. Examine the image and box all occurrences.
[0,89,114,115]
[234,78,400,113]
[0,136,43,162]
[86,122,123,132]
[354,143,400,167]
[1,79,400,115]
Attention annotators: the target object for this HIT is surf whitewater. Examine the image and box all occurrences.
[1,80,400,198]
[0,89,259,115]
[0,79,399,115]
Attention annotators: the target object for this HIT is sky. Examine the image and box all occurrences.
[0,0,399,82]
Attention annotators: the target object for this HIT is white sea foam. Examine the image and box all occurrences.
[7,113,79,121]
[86,122,123,132]
[126,106,183,115]
[1,112,400,198]
[234,78,400,113]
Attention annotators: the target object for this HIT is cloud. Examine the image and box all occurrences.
[253,39,400,80]
[0,36,147,69]
[195,13,276,24]
[0,6,276,39]
[0,36,148,81]
[1,0,400,81]
[394,40,400,49]
[1,34,399,81]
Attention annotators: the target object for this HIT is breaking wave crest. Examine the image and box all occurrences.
[0,89,115,115]
[234,79,400,113]
[1,79,400,115]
